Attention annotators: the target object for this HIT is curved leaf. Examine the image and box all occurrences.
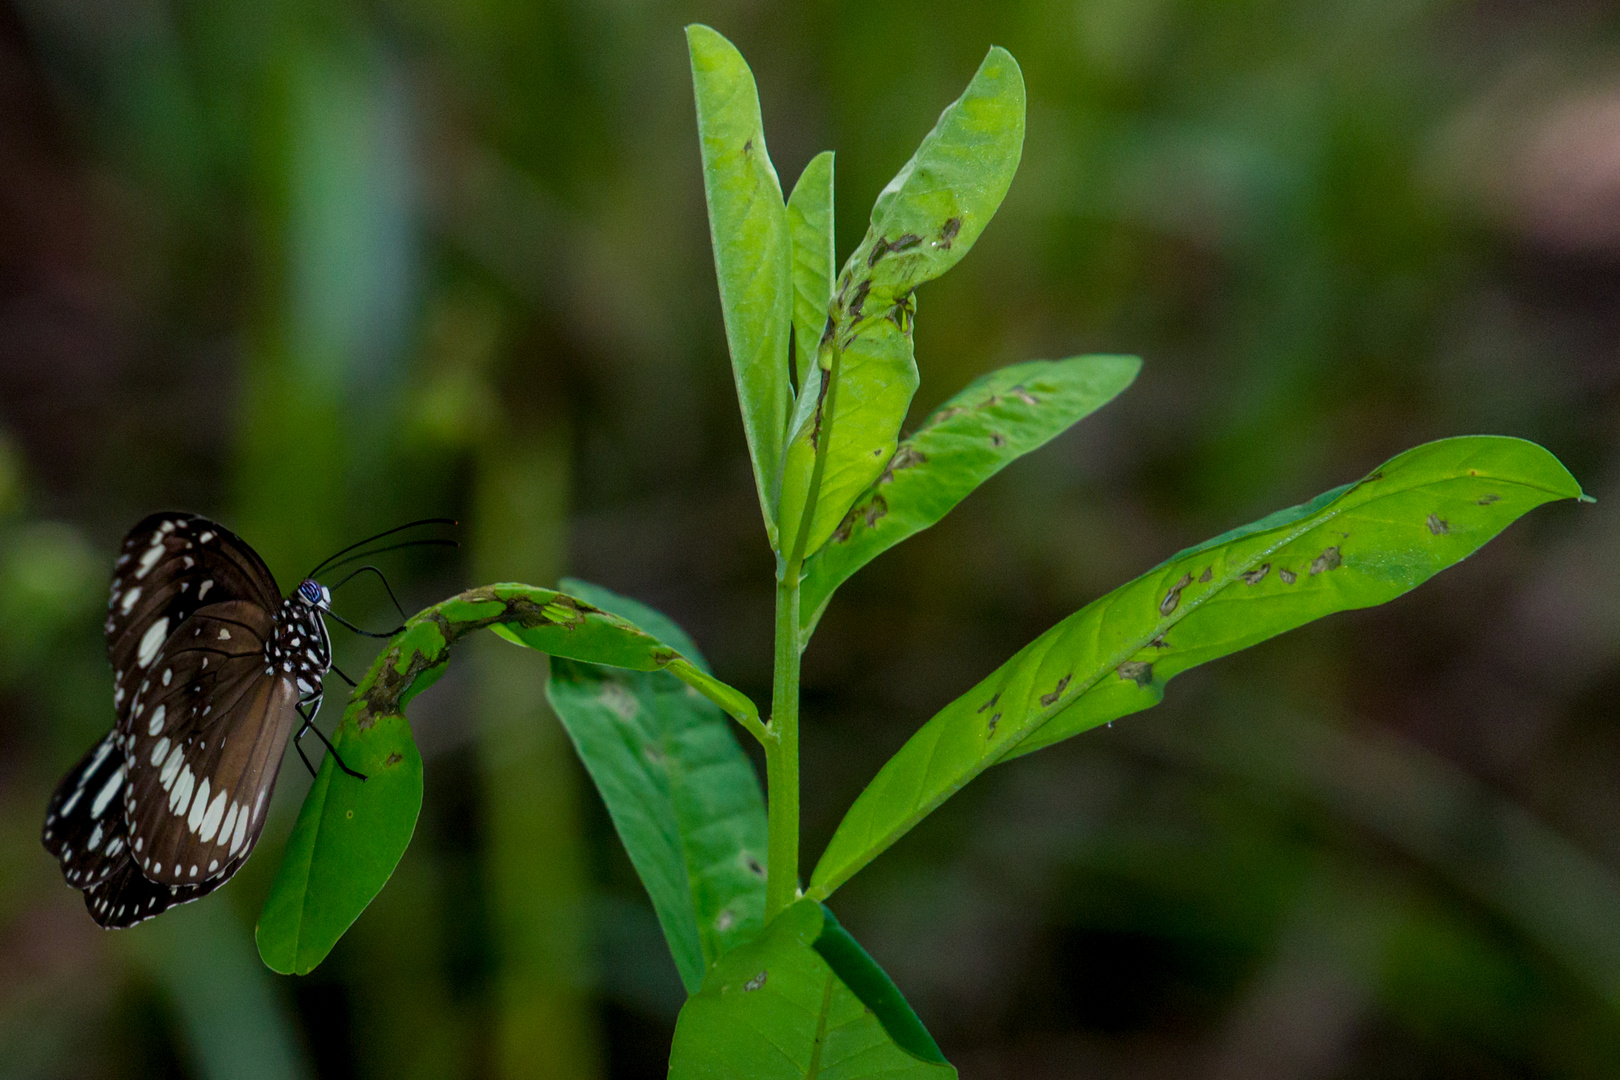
[547,580,768,995]
[788,151,836,394]
[258,584,763,973]
[800,355,1140,637]
[809,436,1586,899]
[777,47,1026,561]
[688,24,794,548]
[668,898,955,1079]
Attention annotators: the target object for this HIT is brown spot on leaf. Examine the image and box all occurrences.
[742,138,753,153]
[1159,573,1193,616]
[1148,636,1169,650]
[1366,470,1384,481]
[990,432,1006,448]
[1478,493,1500,505]
[880,445,927,484]
[1310,546,1342,574]
[1278,568,1297,585]
[867,237,889,266]
[977,692,1001,714]
[987,712,1001,736]
[745,854,765,877]
[1199,567,1212,583]
[1039,674,1072,707]
[864,495,888,527]
[889,233,922,252]
[1241,564,1270,585]
[1426,513,1450,535]
[940,217,962,248]
[384,752,403,767]
[848,279,871,319]
[745,971,767,992]
[1118,661,1153,686]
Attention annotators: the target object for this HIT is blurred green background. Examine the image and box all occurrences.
[4,0,1620,1076]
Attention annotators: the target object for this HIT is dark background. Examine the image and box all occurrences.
[4,0,1620,1077]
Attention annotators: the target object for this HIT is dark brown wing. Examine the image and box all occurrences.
[106,513,281,726]
[42,732,129,889]
[120,601,301,886]
[82,845,248,929]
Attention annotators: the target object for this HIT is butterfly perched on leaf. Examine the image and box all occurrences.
[41,512,449,928]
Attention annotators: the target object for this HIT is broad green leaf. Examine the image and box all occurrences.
[668,899,955,1079]
[258,584,763,973]
[788,151,836,393]
[809,437,1586,899]
[688,24,794,549]
[777,47,1026,561]
[800,355,1140,638]
[546,579,768,995]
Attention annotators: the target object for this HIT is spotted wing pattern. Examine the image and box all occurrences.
[42,732,130,890]
[120,601,304,886]
[44,512,329,929]
[106,513,280,726]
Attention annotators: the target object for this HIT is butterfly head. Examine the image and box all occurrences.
[297,579,332,610]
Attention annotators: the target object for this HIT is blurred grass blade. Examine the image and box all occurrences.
[547,579,768,995]
[809,436,1586,899]
[777,47,1025,561]
[800,355,1140,638]
[688,24,794,549]
[258,584,763,973]
[667,899,955,1079]
[787,151,836,393]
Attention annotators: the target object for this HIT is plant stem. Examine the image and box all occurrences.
[765,570,801,920]
[765,342,839,921]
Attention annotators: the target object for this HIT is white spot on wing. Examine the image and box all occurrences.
[160,741,184,789]
[170,766,195,816]
[198,531,215,543]
[135,542,165,579]
[218,628,231,640]
[231,803,249,854]
[188,778,211,832]
[147,704,166,736]
[221,803,239,849]
[137,618,169,667]
[120,587,141,615]
[200,789,227,842]
[198,580,213,600]
[91,767,123,817]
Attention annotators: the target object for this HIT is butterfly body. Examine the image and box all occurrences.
[44,513,335,927]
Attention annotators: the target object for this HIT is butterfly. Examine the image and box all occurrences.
[41,513,451,928]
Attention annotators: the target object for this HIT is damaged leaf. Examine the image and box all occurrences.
[799,355,1139,639]
[809,436,1585,899]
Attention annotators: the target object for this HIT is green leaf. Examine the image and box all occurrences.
[688,24,794,549]
[256,710,423,976]
[668,899,955,1079]
[809,437,1586,899]
[800,355,1140,637]
[777,47,1026,561]
[788,151,836,394]
[546,580,769,995]
[258,584,764,973]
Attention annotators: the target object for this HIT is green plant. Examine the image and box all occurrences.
[252,26,1588,1076]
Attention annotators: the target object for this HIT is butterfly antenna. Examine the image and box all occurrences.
[328,565,410,623]
[324,610,406,639]
[319,538,459,577]
[306,518,457,579]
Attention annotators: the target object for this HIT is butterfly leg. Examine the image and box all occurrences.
[293,699,368,781]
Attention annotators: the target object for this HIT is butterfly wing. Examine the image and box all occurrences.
[106,513,281,725]
[120,600,302,886]
[81,848,248,929]
[42,732,130,890]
